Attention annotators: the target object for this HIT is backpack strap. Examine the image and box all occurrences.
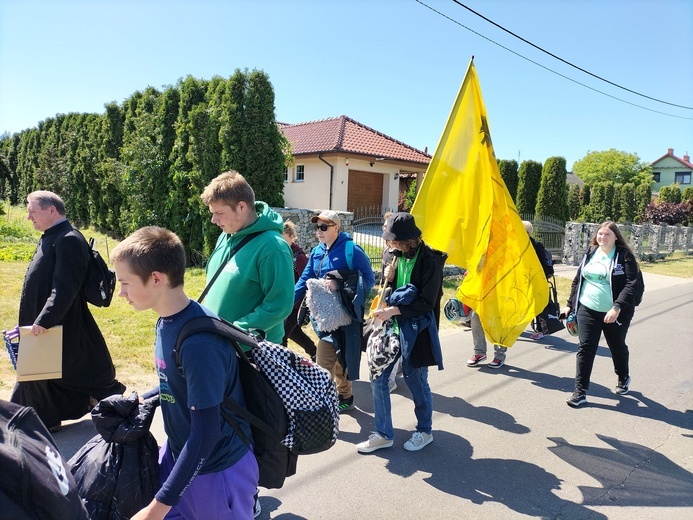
[198,231,264,303]
[345,239,354,270]
[174,316,257,375]
[173,316,283,445]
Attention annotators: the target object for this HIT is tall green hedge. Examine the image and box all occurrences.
[535,157,569,220]
[0,70,286,265]
[516,160,543,214]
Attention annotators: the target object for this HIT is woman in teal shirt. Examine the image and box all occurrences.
[564,221,641,408]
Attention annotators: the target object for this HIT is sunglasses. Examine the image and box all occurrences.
[315,224,335,232]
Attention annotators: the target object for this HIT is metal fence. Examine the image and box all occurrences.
[352,205,395,273]
[520,214,566,260]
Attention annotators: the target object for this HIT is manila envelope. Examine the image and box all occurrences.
[16,325,63,381]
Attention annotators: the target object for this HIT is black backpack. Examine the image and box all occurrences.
[0,399,88,520]
[175,317,296,489]
[175,316,340,489]
[633,268,645,306]
[82,236,116,307]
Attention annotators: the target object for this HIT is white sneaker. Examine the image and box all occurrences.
[356,432,394,453]
[403,431,433,451]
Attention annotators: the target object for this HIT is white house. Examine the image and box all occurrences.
[279,116,430,213]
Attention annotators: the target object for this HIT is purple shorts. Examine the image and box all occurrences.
[160,442,259,520]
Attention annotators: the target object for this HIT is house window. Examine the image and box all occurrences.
[295,164,305,182]
[283,167,288,183]
[653,172,660,182]
[674,171,691,184]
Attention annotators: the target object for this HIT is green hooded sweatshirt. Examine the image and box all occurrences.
[204,202,294,344]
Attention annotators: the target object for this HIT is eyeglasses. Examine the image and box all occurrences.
[315,224,334,232]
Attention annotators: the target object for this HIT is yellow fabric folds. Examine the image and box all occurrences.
[411,60,548,347]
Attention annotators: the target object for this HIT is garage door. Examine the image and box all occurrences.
[347,170,383,212]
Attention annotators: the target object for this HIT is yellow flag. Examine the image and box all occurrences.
[411,60,548,347]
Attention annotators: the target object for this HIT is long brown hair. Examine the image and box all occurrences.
[590,221,637,260]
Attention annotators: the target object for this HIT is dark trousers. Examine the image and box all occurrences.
[282,305,317,358]
[575,305,633,392]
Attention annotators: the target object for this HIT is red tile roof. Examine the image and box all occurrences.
[650,148,693,169]
[279,116,431,165]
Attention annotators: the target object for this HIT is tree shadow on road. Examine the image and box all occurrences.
[384,430,607,519]
[548,434,693,508]
[583,391,693,431]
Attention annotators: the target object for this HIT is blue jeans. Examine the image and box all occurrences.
[372,352,432,440]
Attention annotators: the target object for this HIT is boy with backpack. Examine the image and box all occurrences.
[111,226,258,520]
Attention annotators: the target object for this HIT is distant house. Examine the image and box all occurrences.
[566,170,584,187]
[650,148,692,193]
[279,116,430,213]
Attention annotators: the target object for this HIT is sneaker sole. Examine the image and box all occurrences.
[566,398,587,408]
[615,388,629,395]
[357,440,394,453]
[404,437,433,451]
[487,363,504,369]
[467,358,486,367]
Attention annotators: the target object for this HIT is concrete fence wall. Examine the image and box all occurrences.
[562,222,693,265]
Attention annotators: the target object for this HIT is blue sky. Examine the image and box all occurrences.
[1,0,692,170]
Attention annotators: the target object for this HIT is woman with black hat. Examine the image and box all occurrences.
[356,212,447,454]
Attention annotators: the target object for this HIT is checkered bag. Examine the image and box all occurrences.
[252,340,339,454]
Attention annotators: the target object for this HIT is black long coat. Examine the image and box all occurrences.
[10,220,124,428]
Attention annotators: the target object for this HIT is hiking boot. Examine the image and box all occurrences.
[467,354,487,367]
[356,432,394,453]
[566,391,587,408]
[403,431,433,451]
[615,376,631,395]
[488,358,505,369]
[253,491,261,518]
[338,395,354,413]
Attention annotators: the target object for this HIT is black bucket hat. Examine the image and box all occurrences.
[382,212,421,241]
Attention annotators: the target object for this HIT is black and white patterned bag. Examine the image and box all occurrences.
[175,316,339,459]
[252,340,339,454]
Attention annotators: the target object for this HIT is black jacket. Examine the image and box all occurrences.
[568,246,639,313]
[392,242,447,367]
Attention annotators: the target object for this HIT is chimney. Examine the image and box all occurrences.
[684,152,690,163]
[668,148,674,155]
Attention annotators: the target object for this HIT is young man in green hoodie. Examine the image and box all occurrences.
[201,170,294,518]
[201,170,294,345]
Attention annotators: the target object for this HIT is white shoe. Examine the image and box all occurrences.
[357,432,394,453]
[403,431,433,451]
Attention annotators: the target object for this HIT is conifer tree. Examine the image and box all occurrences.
[516,160,542,215]
[568,183,581,220]
[498,159,518,202]
[535,156,569,220]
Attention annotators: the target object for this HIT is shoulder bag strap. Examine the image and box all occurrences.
[198,231,264,303]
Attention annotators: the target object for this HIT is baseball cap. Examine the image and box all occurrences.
[311,210,341,227]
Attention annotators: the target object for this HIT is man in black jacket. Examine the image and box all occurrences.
[10,191,124,431]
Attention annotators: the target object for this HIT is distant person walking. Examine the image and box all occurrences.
[281,220,317,359]
[563,221,640,408]
[11,190,124,432]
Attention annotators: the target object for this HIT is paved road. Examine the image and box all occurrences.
[48,270,693,519]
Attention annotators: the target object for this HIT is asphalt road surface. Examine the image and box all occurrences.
[46,269,693,519]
